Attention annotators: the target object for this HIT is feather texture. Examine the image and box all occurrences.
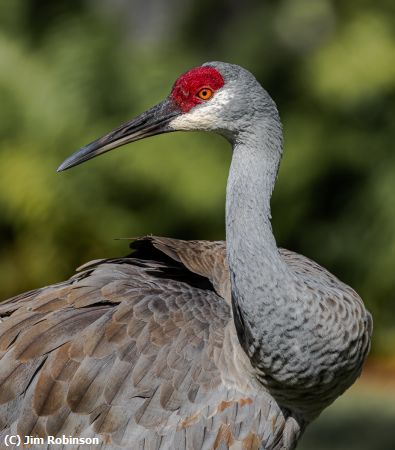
[0,237,306,450]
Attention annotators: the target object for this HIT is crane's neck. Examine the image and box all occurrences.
[226,125,281,258]
[226,117,297,368]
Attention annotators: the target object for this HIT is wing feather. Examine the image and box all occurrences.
[0,238,296,449]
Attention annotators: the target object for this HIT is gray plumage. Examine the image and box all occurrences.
[0,62,372,450]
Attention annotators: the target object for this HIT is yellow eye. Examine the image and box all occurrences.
[197,87,214,100]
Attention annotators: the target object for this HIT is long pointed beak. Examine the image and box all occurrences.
[57,97,181,172]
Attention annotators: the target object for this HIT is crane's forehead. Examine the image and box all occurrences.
[171,66,225,112]
[173,66,225,91]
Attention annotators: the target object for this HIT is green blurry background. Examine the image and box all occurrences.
[0,0,394,448]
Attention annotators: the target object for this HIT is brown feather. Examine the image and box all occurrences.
[0,237,301,449]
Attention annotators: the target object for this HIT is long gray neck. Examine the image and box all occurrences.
[226,116,298,369]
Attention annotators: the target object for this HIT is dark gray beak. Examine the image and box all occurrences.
[57,97,181,172]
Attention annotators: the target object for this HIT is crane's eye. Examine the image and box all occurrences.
[197,87,214,100]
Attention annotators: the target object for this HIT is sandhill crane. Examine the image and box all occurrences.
[0,62,372,450]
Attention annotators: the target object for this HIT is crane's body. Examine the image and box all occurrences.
[0,62,372,450]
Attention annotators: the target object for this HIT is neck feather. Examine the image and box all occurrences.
[225,118,297,361]
[224,102,369,423]
[226,118,290,290]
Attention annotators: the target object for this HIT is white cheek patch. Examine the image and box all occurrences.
[169,89,234,131]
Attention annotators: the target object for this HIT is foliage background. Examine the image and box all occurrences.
[0,1,394,448]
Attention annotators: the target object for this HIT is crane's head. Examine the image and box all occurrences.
[58,61,278,171]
